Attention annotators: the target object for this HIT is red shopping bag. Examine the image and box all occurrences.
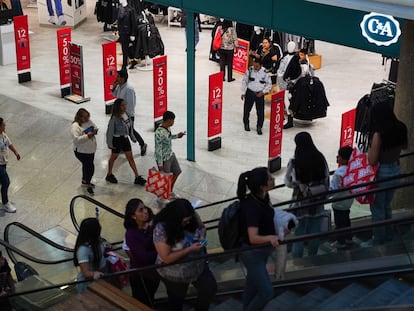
[212,26,222,51]
[343,148,378,204]
[105,251,129,288]
[145,167,173,199]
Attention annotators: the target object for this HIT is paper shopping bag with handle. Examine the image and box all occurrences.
[146,167,173,199]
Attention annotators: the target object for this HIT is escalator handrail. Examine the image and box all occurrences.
[3,214,414,301]
[0,238,73,265]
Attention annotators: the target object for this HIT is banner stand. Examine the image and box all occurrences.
[208,137,221,151]
[153,55,167,131]
[18,72,31,83]
[57,28,71,98]
[65,94,90,104]
[102,41,117,114]
[207,71,224,151]
[268,156,281,173]
[13,15,31,84]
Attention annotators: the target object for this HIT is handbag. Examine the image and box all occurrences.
[157,232,205,283]
[105,251,129,288]
[343,148,378,204]
[212,26,222,51]
[146,167,173,199]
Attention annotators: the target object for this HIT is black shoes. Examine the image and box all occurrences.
[140,143,147,156]
[129,60,138,69]
[283,116,294,129]
[86,186,94,195]
[134,175,146,186]
[257,128,263,135]
[244,124,250,131]
[228,78,235,82]
[106,174,118,184]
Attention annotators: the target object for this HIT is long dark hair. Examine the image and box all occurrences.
[237,167,269,200]
[369,102,407,150]
[221,19,232,32]
[153,198,194,245]
[73,218,102,269]
[73,108,89,125]
[294,132,327,184]
[123,198,153,229]
[111,98,124,118]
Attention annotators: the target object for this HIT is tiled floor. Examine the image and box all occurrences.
[0,2,386,256]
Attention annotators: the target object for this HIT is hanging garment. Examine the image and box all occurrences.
[289,76,330,120]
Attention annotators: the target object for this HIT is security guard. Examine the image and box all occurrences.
[241,57,272,135]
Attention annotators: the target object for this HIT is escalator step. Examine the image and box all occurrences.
[294,287,334,310]
[210,297,242,311]
[263,290,301,311]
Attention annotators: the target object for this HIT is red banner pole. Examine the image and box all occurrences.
[207,71,224,151]
[268,90,285,172]
[153,55,168,130]
[13,15,31,83]
[233,38,250,75]
[102,41,117,114]
[340,108,356,148]
[56,28,71,97]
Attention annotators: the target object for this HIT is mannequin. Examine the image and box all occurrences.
[117,0,136,70]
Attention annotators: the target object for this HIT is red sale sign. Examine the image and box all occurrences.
[102,41,117,103]
[268,90,285,159]
[233,38,249,74]
[69,42,84,97]
[208,72,224,138]
[13,15,31,82]
[340,108,356,148]
[56,28,71,97]
[153,55,168,121]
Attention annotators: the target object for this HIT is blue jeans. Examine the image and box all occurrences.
[0,165,10,204]
[370,162,400,244]
[239,247,274,311]
[292,216,322,258]
[46,0,63,17]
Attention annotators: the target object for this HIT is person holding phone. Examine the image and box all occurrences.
[71,108,98,195]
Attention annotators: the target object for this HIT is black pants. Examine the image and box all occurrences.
[130,270,160,308]
[119,34,129,70]
[130,116,145,147]
[74,151,95,184]
[333,209,352,243]
[219,48,234,81]
[243,89,265,129]
[162,265,217,311]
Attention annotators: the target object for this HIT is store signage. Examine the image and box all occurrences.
[233,38,249,74]
[340,108,356,148]
[56,28,71,97]
[360,12,401,47]
[153,55,168,123]
[13,15,31,83]
[69,42,84,97]
[102,41,117,104]
[268,90,284,159]
[208,71,224,138]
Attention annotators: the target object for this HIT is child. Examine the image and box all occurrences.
[273,208,298,280]
[330,146,354,248]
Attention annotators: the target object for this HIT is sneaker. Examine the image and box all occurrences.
[48,16,56,24]
[140,143,147,156]
[106,174,118,184]
[86,186,94,195]
[331,241,347,249]
[57,15,66,26]
[3,202,16,213]
[257,128,263,135]
[170,192,180,200]
[81,182,95,188]
[134,175,146,185]
[360,239,374,248]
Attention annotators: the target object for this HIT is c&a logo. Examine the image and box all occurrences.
[360,12,401,47]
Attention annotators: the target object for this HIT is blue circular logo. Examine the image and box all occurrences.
[360,13,401,46]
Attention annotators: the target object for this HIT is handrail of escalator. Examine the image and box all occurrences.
[0,238,73,265]
[69,194,124,232]
[195,151,414,211]
[203,171,414,226]
[4,214,414,301]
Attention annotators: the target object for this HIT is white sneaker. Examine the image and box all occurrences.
[48,16,56,25]
[57,15,66,26]
[4,202,16,213]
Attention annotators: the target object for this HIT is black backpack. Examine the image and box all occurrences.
[218,200,242,250]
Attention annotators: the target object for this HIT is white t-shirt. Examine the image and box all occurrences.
[0,132,11,165]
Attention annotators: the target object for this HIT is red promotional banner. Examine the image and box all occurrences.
[56,28,71,96]
[153,55,168,121]
[268,90,285,159]
[208,72,224,138]
[69,42,84,97]
[233,38,249,74]
[340,108,356,148]
[102,41,117,103]
[13,15,30,73]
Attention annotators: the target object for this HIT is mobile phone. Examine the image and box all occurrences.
[199,238,208,247]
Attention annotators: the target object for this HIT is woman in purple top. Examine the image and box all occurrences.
[124,198,160,307]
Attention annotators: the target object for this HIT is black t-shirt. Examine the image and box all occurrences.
[240,194,275,244]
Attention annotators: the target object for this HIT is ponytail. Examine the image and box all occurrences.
[237,167,269,200]
[237,171,250,200]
